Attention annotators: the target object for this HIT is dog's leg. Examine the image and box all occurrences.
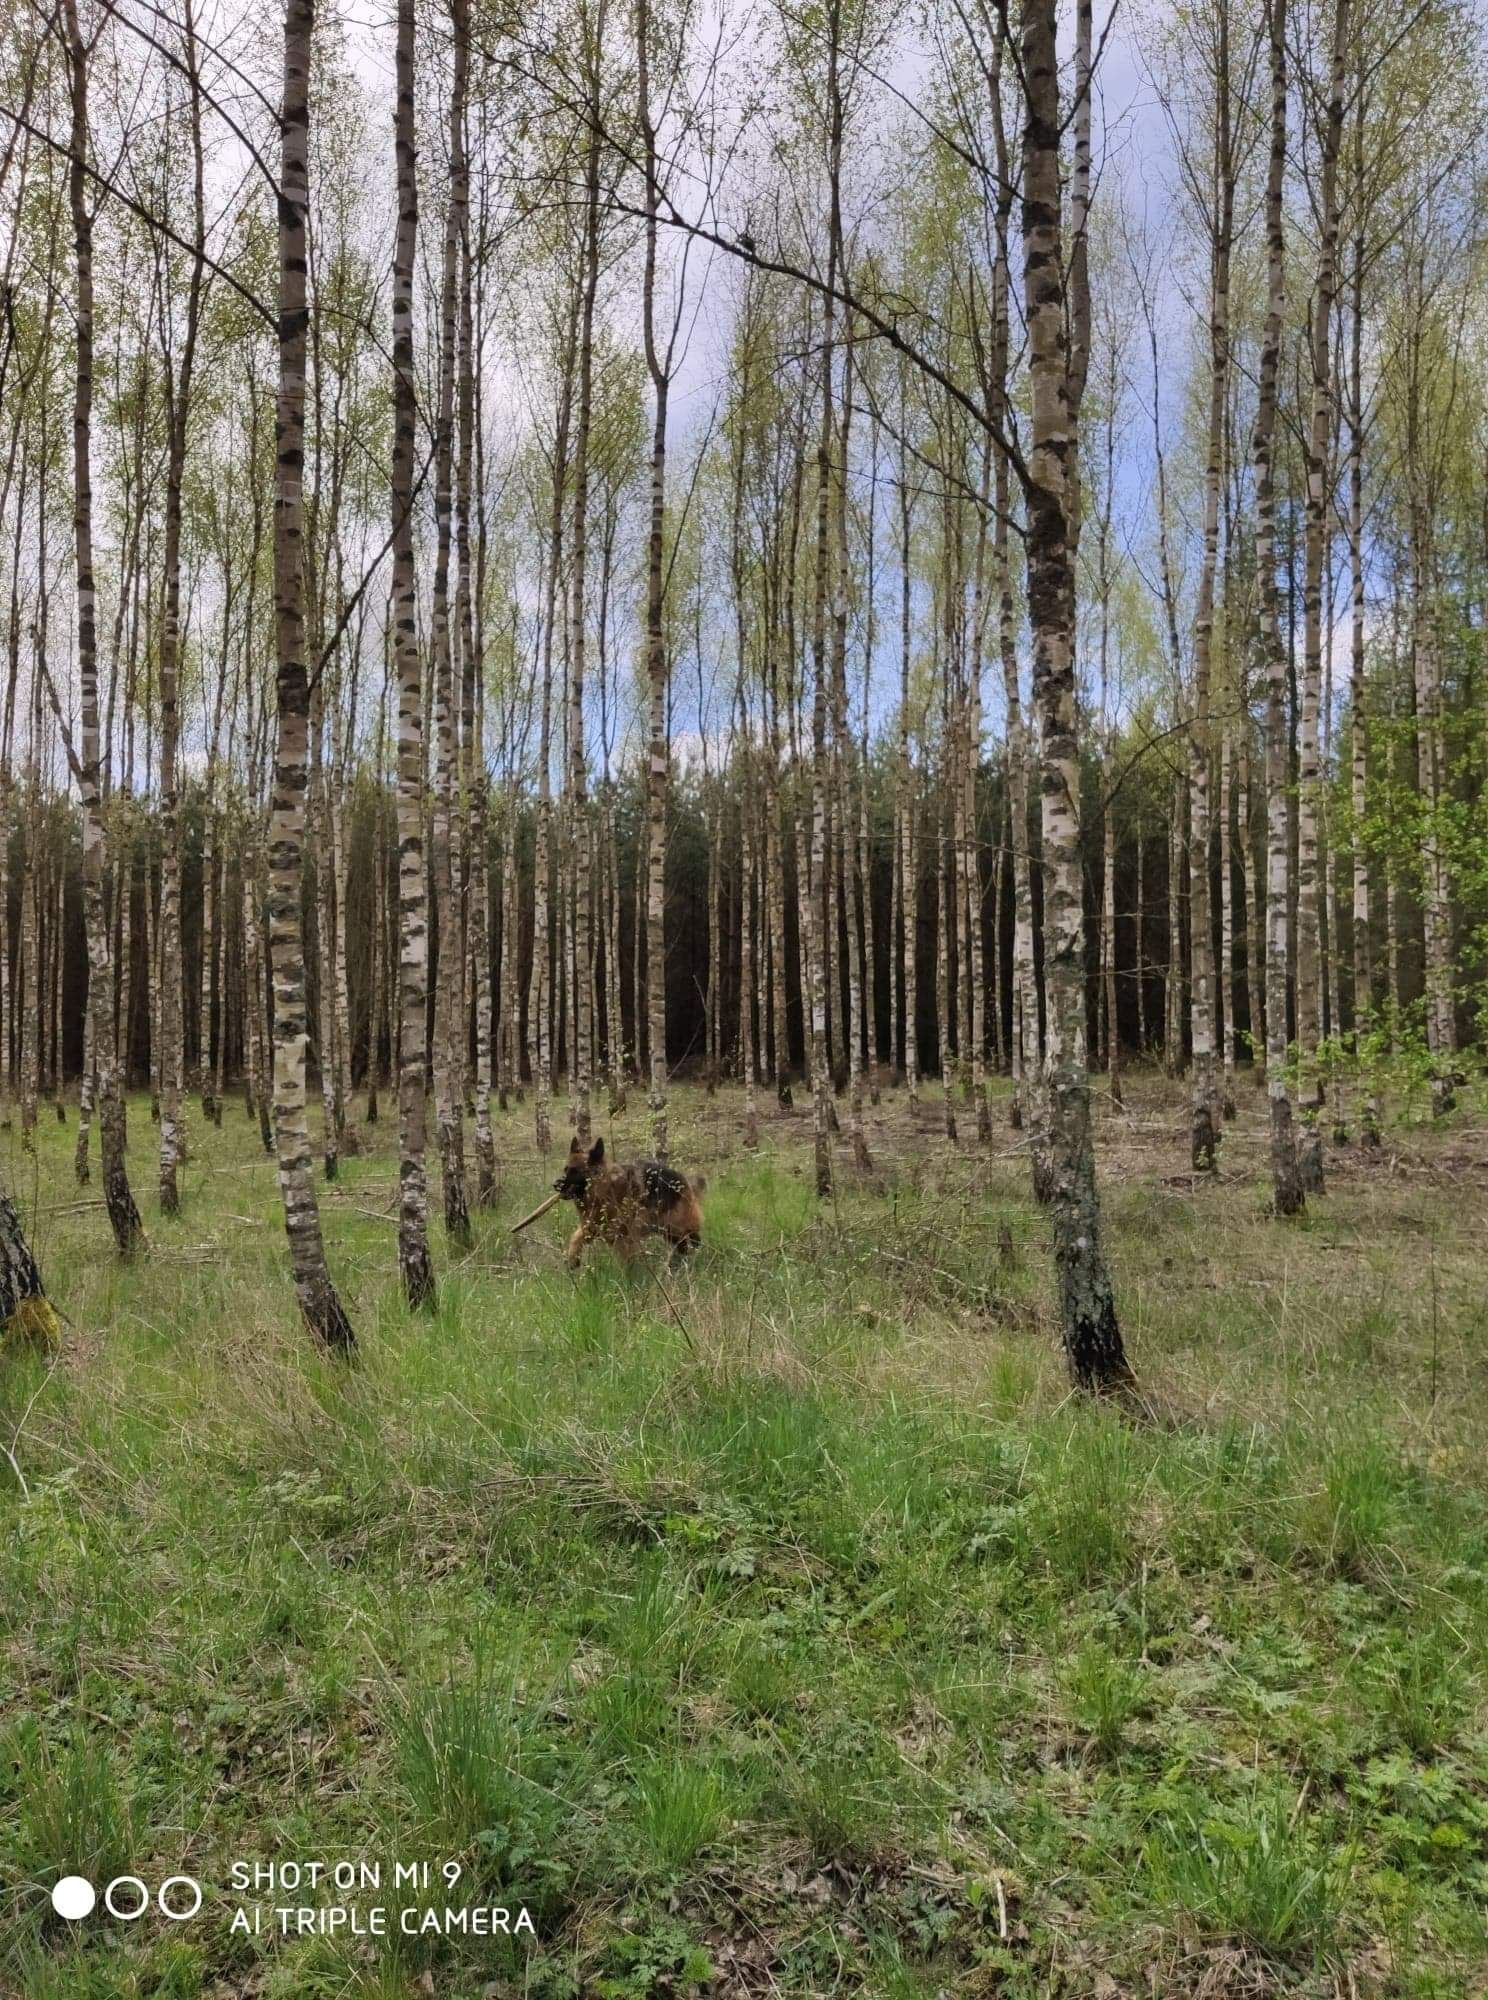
[617,1225,643,1264]
[669,1231,700,1267]
[566,1225,586,1270]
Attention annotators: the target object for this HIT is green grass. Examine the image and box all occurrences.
[1,1072,1487,1996]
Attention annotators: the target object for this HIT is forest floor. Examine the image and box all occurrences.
[1,1066,1486,2000]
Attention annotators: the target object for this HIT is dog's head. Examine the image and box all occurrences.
[554,1135,605,1204]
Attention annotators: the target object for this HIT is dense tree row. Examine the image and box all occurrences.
[2,0,1485,1382]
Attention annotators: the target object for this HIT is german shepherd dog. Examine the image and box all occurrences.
[554,1136,705,1269]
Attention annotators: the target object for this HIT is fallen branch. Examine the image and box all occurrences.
[510,1191,561,1234]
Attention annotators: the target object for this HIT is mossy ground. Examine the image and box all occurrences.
[1,1069,1486,1998]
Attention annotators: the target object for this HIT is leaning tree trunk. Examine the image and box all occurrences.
[266,0,354,1349]
[64,0,142,1256]
[0,1191,58,1350]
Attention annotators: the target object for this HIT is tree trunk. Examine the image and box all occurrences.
[1256,0,1304,1216]
[1186,4,1234,1173]
[392,0,436,1306]
[430,0,471,1244]
[1296,0,1351,1137]
[0,1191,58,1349]
[1347,215,1378,1143]
[935,795,957,1146]
[1019,0,1130,1391]
[266,0,354,1347]
[566,88,602,1148]
[64,0,143,1256]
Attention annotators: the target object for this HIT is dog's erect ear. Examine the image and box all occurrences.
[588,1137,605,1167]
[567,1134,583,1157]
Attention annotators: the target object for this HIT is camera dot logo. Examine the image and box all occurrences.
[49,1874,204,1922]
[51,1877,97,1921]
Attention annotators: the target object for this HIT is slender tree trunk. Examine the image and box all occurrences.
[329,761,352,1146]
[896,413,919,1120]
[1347,217,1378,1143]
[1102,768,1121,1108]
[201,775,222,1126]
[804,55,845,1199]
[1241,718,1264,1076]
[993,18,1040,1147]
[19,780,37,1145]
[265,0,354,1346]
[1256,0,1304,1216]
[64,0,142,1255]
[1019,0,1129,1391]
[430,0,471,1244]
[498,801,519,1112]
[831,328,872,1172]
[1292,0,1349,1190]
[935,796,957,1145]
[461,234,496,1200]
[247,845,273,1154]
[1187,7,1234,1172]
[75,1010,95,1184]
[602,797,624,1112]
[310,704,338,1179]
[1414,559,1455,1112]
[1219,718,1237,1116]
[640,109,670,1151]
[739,727,760,1149]
[999,498,1036,1130]
[1165,773,1184,1075]
[565,78,602,1148]
[1134,803,1147,1057]
[964,452,992,1142]
[392,0,435,1305]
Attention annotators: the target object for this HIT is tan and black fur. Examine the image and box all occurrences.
[554,1136,704,1269]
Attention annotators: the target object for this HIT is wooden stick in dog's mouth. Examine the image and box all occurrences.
[510,1191,562,1234]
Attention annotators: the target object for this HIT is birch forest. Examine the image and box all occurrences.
[4,0,1488,1993]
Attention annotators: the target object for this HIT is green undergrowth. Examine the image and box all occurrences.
[1,1079,1486,1996]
